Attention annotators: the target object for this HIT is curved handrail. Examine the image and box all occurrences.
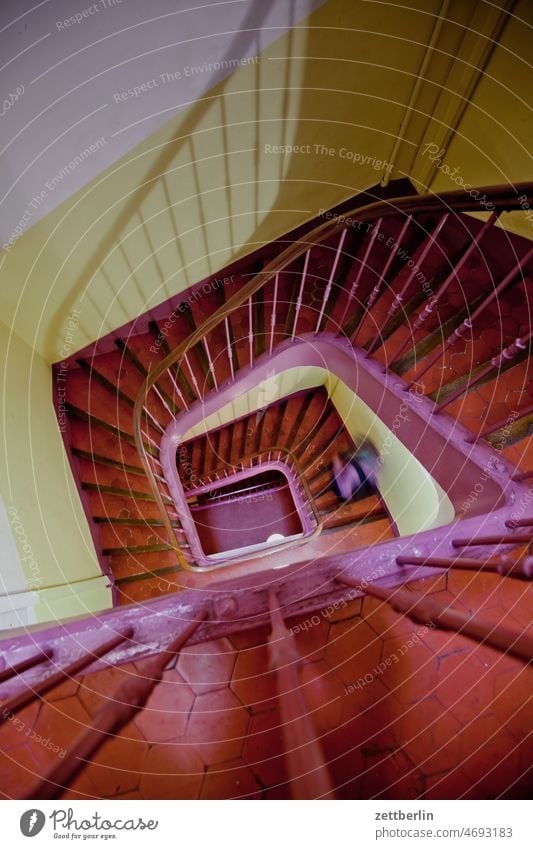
[133,182,533,570]
[181,445,323,568]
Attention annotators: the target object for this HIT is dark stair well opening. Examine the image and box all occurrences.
[186,469,303,556]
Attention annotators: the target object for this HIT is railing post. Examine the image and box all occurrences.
[0,647,54,685]
[407,244,533,389]
[268,592,334,799]
[338,578,533,663]
[315,229,347,332]
[0,630,134,724]
[339,218,382,332]
[396,553,533,581]
[291,250,311,341]
[366,213,449,356]
[352,215,412,344]
[26,614,206,800]
[387,211,499,366]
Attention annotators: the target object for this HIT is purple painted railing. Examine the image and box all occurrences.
[169,444,322,567]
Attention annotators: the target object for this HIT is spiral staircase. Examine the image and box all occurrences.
[0,182,532,800]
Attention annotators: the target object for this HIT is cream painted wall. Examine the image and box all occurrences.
[0,0,530,367]
[0,318,112,626]
[331,379,454,535]
[0,0,464,365]
[410,0,533,240]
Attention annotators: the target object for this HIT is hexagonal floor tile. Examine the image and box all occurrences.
[139,743,204,799]
[185,688,250,765]
[80,720,149,798]
[230,643,277,714]
[134,668,195,743]
[323,618,382,686]
[177,638,236,695]
[400,696,463,776]
[199,757,262,799]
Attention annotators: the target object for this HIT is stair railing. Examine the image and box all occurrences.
[178,445,322,567]
[133,184,533,570]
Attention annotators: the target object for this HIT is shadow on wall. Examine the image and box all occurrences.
[35,0,439,361]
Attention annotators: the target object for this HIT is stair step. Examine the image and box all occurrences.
[82,482,173,503]
[65,404,159,458]
[321,495,385,529]
[107,548,187,580]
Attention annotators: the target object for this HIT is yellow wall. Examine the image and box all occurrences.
[0,318,111,626]
[331,379,454,535]
[0,0,530,367]
[0,0,474,365]
[409,0,533,239]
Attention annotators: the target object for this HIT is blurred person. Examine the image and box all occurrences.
[331,440,380,502]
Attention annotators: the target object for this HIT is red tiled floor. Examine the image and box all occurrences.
[185,688,250,765]
[139,744,204,799]
[379,632,439,704]
[242,709,288,788]
[199,757,262,799]
[433,651,495,719]
[0,744,41,799]
[134,668,195,743]
[177,638,237,695]
[400,696,463,776]
[30,696,92,773]
[230,642,277,714]
[455,713,526,798]
[77,721,149,798]
[323,617,383,685]
[362,749,424,799]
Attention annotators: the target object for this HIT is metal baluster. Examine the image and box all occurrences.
[465,401,533,443]
[164,370,189,411]
[452,533,533,547]
[28,615,206,800]
[315,229,347,332]
[352,215,412,344]
[407,245,533,390]
[388,212,499,366]
[338,578,533,663]
[366,213,449,356]
[291,250,311,341]
[0,629,134,724]
[248,296,254,367]
[224,317,235,381]
[268,592,334,799]
[435,329,533,413]
[183,352,202,398]
[202,336,218,391]
[339,218,383,332]
[269,273,279,355]
[396,553,533,580]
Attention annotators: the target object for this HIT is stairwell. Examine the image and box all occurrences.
[1,183,532,800]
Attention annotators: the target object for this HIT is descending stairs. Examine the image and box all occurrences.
[1,182,532,802]
[60,184,533,604]
[179,388,389,533]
